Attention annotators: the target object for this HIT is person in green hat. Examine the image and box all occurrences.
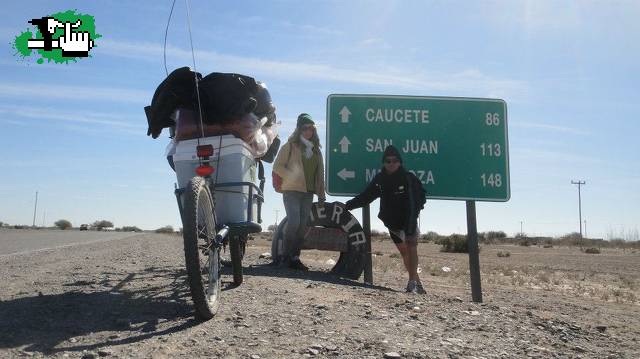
[272,113,326,270]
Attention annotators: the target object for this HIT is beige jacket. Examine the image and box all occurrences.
[273,141,326,199]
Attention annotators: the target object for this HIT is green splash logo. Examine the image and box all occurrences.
[12,10,101,64]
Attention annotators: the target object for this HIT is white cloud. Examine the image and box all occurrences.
[96,39,525,98]
[0,82,148,105]
[358,38,391,50]
[511,121,590,136]
[0,104,144,133]
[513,148,602,166]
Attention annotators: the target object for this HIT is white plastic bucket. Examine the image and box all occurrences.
[172,135,258,224]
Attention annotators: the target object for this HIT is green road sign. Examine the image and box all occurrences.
[326,94,510,201]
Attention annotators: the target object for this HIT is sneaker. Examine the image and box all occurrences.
[406,280,427,294]
[288,259,309,271]
[405,280,417,293]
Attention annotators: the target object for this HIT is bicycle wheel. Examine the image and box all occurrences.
[229,234,246,286]
[182,177,221,320]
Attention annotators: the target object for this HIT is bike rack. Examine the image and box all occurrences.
[174,179,264,237]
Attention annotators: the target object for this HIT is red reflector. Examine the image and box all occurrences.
[197,144,214,158]
[195,165,214,177]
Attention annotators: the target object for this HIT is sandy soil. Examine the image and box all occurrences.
[0,232,638,358]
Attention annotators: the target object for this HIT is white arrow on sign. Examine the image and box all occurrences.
[339,106,351,123]
[337,168,355,181]
[338,136,351,153]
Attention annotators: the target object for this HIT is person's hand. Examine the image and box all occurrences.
[317,197,326,207]
[334,201,351,211]
[58,20,94,55]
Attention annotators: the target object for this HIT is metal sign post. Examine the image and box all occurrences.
[363,204,373,284]
[466,201,483,302]
[326,94,509,300]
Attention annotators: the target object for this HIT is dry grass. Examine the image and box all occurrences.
[251,234,640,305]
[370,241,640,304]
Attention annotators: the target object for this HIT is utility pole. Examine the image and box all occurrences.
[571,180,586,242]
[520,221,523,235]
[275,210,279,227]
[32,191,38,227]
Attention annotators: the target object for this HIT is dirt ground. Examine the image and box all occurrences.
[1,231,639,358]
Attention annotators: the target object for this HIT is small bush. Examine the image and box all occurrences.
[584,247,601,254]
[437,234,469,253]
[370,229,384,237]
[54,219,72,230]
[92,220,114,231]
[155,225,174,234]
[119,226,142,232]
[497,250,511,257]
[559,232,583,246]
[421,231,441,243]
[485,231,507,240]
[519,239,532,247]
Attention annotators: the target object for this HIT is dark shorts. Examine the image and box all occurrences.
[388,225,420,244]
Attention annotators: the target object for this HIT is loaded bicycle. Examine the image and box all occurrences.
[146,69,279,320]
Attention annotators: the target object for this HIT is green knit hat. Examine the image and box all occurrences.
[297,113,315,127]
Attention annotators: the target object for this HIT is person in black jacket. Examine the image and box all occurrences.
[343,145,427,294]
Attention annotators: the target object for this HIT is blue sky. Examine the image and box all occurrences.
[1,1,638,239]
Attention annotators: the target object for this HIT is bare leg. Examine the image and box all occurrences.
[395,242,418,282]
[406,240,420,282]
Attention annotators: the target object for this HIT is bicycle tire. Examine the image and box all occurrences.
[229,234,246,285]
[182,176,221,320]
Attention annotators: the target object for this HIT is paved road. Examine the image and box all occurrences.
[0,229,144,256]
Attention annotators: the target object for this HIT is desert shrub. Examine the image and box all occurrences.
[0,221,3,227]
[558,232,583,246]
[155,225,174,234]
[119,226,142,232]
[619,275,636,290]
[54,219,72,230]
[584,247,601,254]
[437,234,469,253]
[536,271,551,283]
[497,250,510,257]
[518,238,533,246]
[370,229,384,237]
[485,231,507,241]
[92,220,114,231]
[421,231,441,243]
